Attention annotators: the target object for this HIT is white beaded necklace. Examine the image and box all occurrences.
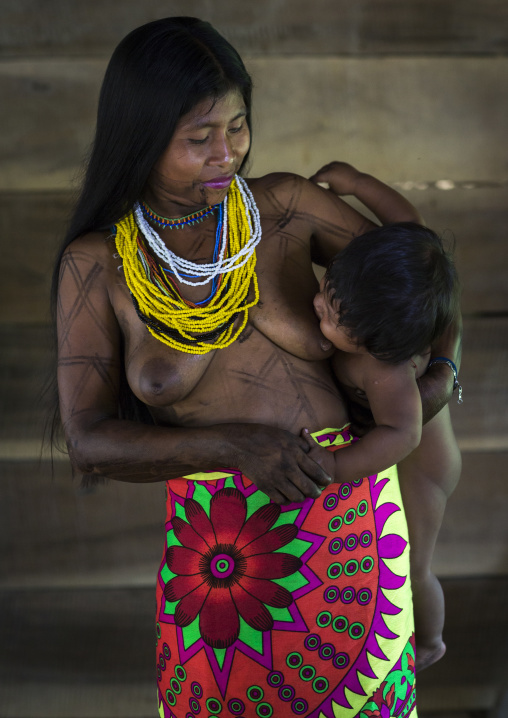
[134,175,262,287]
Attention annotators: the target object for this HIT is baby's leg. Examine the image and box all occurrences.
[398,404,461,672]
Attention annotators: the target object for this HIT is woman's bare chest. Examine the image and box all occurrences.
[109,230,331,410]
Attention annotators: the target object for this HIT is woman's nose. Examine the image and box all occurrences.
[208,134,234,166]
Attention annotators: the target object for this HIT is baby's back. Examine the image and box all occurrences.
[331,348,431,409]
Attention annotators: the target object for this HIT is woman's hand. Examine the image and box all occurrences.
[299,428,337,482]
[225,424,333,505]
[309,161,362,196]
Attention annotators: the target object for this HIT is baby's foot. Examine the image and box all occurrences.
[415,640,446,672]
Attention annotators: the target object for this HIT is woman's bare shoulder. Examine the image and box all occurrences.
[248,172,310,195]
[60,231,120,288]
[63,229,116,261]
[247,172,326,219]
[59,230,120,302]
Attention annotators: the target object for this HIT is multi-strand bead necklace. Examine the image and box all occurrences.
[114,175,262,354]
[139,200,218,229]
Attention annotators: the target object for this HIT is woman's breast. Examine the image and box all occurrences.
[115,252,345,430]
[247,253,334,362]
[125,333,215,408]
[123,322,346,431]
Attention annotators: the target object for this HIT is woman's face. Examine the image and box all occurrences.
[148,90,250,208]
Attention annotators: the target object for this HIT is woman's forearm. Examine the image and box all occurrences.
[419,312,463,424]
[430,311,463,371]
[65,415,333,503]
[66,417,238,482]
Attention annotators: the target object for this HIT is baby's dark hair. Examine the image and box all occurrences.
[324,222,460,363]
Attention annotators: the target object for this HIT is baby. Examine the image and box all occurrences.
[305,169,462,671]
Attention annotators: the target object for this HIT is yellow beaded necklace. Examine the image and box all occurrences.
[114,177,260,354]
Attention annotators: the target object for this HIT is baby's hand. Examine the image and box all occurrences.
[309,161,363,196]
[300,428,336,482]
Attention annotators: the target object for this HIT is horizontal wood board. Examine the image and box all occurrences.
[1,186,507,322]
[0,587,155,717]
[1,447,507,588]
[2,6,506,713]
[432,450,508,578]
[2,317,506,446]
[417,577,508,712]
[1,57,507,190]
[448,317,508,443]
[2,0,508,57]
[0,458,165,588]
[0,578,507,716]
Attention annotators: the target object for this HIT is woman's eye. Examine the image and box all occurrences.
[229,124,244,133]
[189,137,208,145]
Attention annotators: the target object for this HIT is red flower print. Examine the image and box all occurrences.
[371,684,386,706]
[406,651,415,674]
[362,682,395,718]
[384,685,395,709]
[163,488,302,648]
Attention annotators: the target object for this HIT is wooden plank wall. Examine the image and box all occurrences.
[1,2,507,716]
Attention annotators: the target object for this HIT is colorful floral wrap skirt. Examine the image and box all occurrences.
[156,427,417,718]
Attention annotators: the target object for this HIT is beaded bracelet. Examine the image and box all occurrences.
[427,357,463,404]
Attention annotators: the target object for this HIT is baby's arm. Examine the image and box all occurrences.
[310,161,423,226]
[312,162,463,427]
[304,357,422,483]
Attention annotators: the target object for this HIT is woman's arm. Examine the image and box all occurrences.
[419,310,463,424]
[57,235,331,503]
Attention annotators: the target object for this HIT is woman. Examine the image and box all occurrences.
[53,17,459,717]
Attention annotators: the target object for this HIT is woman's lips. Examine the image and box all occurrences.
[202,175,234,190]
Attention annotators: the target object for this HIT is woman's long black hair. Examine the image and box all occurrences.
[47,17,253,459]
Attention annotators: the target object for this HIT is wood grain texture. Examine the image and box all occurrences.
[0,323,53,439]
[2,317,506,445]
[0,587,155,717]
[0,458,164,588]
[0,193,74,323]
[1,448,507,588]
[449,317,508,444]
[0,60,103,191]
[431,451,508,577]
[417,577,508,712]
[399,187,508,315]
[1,57,507,190]
[0,578,506,715]
[1,0,507,57]
[1,185,507,322]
